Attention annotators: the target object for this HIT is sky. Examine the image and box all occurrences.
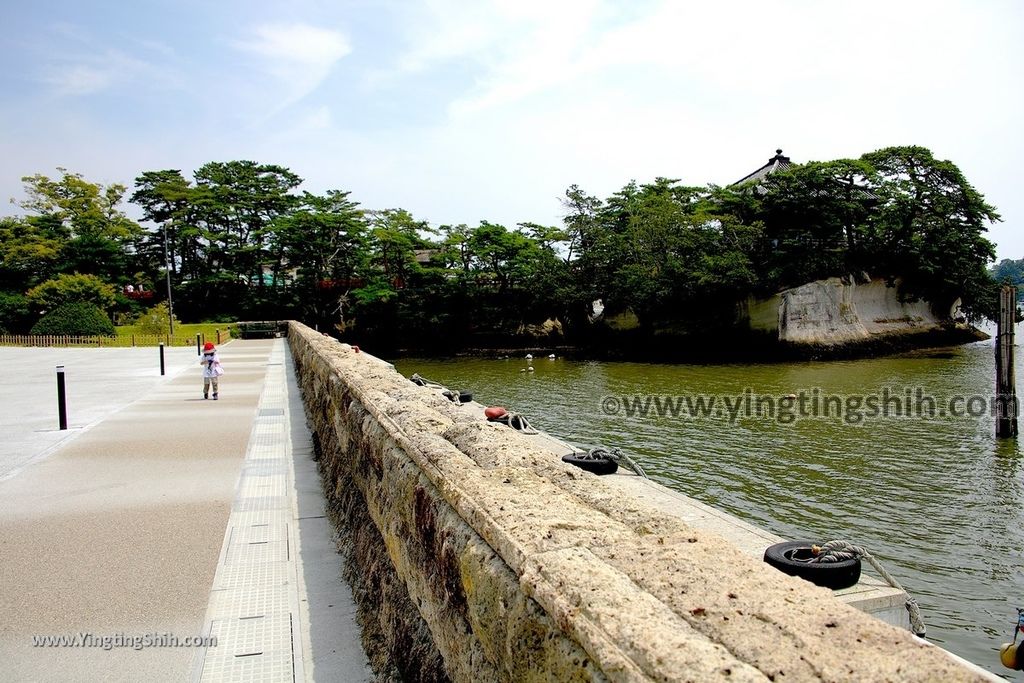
[1,0,1022,258]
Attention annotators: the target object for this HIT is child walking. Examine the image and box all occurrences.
[200,342,224,400]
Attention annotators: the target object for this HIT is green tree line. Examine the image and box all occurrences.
[0,146,1001,350]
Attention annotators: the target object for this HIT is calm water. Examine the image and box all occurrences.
[393,336,1024,678]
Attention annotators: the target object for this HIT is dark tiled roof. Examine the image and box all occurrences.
[731,149,792,187]
[729,149,880,200]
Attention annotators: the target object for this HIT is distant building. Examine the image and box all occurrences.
[414,249,439,265]
[253,261,298,286]
[731,149,792,187]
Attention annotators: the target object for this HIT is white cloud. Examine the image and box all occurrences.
[39,48,177,97]
[235,23,351,66]
[4,1,1021,260]
[41,63,116,96]
[391,0,507,73]
[387,0,605,114]
[232,23,351,112]
[435,0,997,120]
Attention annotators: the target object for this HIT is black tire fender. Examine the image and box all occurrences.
[561,452,618,475]
[763,541,862,590]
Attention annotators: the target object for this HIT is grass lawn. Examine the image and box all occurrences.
[114,322,238,346]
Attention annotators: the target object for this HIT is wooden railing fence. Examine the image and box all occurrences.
[0,330,230,348]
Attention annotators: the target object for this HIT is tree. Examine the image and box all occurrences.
[711,146,999,320]
[274,190,368,327]
[26,273,117,312]
[861,146,999,318]
[18,169,141,241]
[0,291,32,333]
[466,222,539,294]
[561,184,619,317]
[131,170,196,281]
[0,216,63,290]
[366,209,433,282]
[438,224,474,274]
[993,259,1024,287]
[191,161,302,288]
[132,162,304,320]
[18,169,143,283]
[750,159,876,288]
[133,302,180,335]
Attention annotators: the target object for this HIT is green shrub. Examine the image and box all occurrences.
[0,291,32,334]
[31,302,115,336]
[133,302,180,335]
[26,274,117,312]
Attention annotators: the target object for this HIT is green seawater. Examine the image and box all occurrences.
[393,336,1024,677]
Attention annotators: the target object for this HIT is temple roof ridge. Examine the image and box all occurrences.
[731,148,792,187]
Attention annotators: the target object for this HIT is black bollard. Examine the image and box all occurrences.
[159,342,166,376]
[196,333,201,356]
[56,365,67,430]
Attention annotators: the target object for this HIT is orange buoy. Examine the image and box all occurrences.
[484,406,507,419]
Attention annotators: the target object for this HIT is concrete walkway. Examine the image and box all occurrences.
[0,344,202,482]
[0,339,370,682]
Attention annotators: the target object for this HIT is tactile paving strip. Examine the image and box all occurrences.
[228,523,290,545]
[206,580,296,617]
[197,340,304,683]
[201,613,294,681]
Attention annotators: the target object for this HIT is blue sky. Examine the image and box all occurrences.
[2,0,1023,258]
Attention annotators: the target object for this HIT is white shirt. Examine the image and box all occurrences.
[201,351,223,378]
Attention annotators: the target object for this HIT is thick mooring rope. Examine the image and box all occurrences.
[585,447,649,478]
[811,539,926,637]
[488,412,540,434]
[411,373,469,405]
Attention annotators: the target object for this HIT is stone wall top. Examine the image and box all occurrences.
[290,322,986,682]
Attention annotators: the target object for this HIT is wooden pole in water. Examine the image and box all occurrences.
[996,285,1018,438]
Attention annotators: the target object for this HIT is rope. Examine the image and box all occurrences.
[411,373,468,405]
[410,373,443,388]
[810,540,926,637]
[580,447,649,478]
[490,412,540,434]
[409,374,650,478]
[609,448,648,478]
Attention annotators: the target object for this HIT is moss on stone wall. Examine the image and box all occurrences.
[289,321,988,683]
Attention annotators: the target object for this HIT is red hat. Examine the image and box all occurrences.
[203,342,215,351]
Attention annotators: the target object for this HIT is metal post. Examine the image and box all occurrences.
[996,285,1018,438]
[163,223,175,337]
[196,334,201,356]
[159,343,166,376]
[56,365,67,430]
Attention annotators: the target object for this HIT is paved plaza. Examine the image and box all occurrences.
[0,340,370,682]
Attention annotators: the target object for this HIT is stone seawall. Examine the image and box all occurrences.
[288,321,985,682]
[745,276,985,349]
